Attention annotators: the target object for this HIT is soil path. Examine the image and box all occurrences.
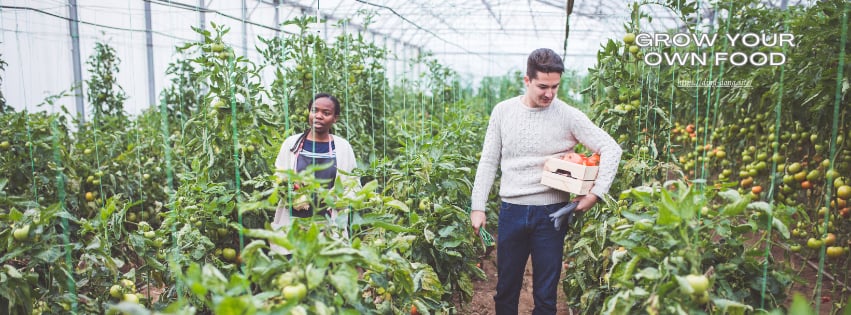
[457,238,848,314]
[458,244,572,315]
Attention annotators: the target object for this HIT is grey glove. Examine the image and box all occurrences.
[549,201,579,231]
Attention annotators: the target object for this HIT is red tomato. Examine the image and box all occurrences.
[563,152,585,164]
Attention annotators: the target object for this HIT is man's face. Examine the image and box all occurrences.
[524,71,561,108]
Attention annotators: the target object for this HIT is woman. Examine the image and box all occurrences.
[271,93,358,255]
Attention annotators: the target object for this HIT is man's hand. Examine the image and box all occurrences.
[573,194,600,212]
[470,210,486,234]
[549,201,578,230]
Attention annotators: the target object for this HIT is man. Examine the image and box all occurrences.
[470,48,622,314]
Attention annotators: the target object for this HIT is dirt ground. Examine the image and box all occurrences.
[457,244,572,315]
[456,239,848,315]
[780,245,849,315]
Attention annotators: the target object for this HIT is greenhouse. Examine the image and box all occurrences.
[0,0,849,314]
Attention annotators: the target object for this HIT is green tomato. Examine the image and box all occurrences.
[826,246,844,259]
[217,51,233,60]
[787,162,802,174]
[222,248,237,261]
[604,86,618,99]
[121,279,135,290]
[685,274,710,294]
[109,284,123,299]
[695,291,710,305]
[123,293,139,304]
[629,45,640,54]
[276,272,296,288]
[623,33,636,45]
[283,283,307,301]
[12,224,30,241]
[807,237,823,249]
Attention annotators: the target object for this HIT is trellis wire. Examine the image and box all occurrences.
[157,92,183,302]
[815,2,848,311]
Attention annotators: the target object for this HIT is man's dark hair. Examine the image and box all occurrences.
[526,48,564,79]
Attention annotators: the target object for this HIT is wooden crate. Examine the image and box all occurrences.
[541,171,595,195]
[543,157,599,180]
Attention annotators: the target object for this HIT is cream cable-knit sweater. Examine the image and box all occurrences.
[471,96,623,211]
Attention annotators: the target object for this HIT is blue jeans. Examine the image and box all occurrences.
[494,201,569,315]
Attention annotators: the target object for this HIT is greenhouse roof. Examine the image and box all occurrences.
[274,0,685,76]
[1,0,802,115]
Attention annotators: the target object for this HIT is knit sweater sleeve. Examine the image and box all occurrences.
[470,104,503,211]
[567,108,623,198]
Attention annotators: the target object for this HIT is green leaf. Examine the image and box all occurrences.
[720,190,749,217]
[319,247,361,261]
[457,271,473,299]
[656,189,681,225]
[437,225,457,238]
[573,237,595,251]
[34,247,63,263]
[128,233,146,250]
[372,221,414,233]
[305,264,326,290]
[202,264,228,287]
[361,180,379,193]
[675,275,694,294]
[107,302,152,315]
[189,282,208,296]
[385,199,409,212]
[711,298,753,315]
[635,267,661,280]
[747,201,772,216]
[214,296,256,315]
[329,264,359,303]
[8,208,23,222]
[4,265,22,278]
[86,236,102,250]
[414,265,443,293]
[772,217,790,239]
[787,293,816,315]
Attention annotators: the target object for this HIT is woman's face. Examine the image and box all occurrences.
[309,97,338,134]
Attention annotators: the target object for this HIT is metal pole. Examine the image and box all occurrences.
[274,0,280,33]
[324,15,329,42]
[145,0,156,107]
[242,0,248,57]
[68,0,85,124]
[199,0,206,37]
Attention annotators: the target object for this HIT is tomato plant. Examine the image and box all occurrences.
[564,181,794,314]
